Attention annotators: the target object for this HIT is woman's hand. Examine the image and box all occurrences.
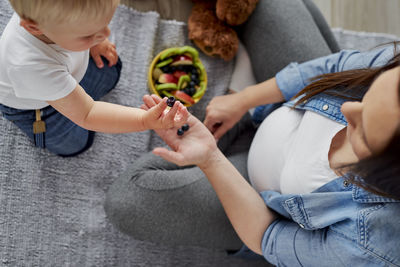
[90,38,118,68]
[204,92,248,140]
[141,94,189,131]
[142,95,218,167]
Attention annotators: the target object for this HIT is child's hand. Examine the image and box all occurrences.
[141,94,189,130]
[90,38,118,68]
[142,95,217,167]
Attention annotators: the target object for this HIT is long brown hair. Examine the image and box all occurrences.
[293,43,400,199]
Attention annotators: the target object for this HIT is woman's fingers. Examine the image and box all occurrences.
[204,115,222,134]
[152,147,185,166]
[212,122,231,140]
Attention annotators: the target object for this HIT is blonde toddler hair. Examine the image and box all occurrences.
[9,0,120,25]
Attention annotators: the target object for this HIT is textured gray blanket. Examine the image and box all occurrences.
[0,3,268,267]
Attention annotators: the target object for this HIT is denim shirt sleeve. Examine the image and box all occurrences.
[259,179,400,266]
[275,46,394,101]
[261,219,387,267]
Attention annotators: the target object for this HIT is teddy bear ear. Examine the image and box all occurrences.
[216,0,259,26]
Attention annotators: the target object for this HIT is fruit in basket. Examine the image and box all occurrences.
[149,46,207,106]
[158,73,178,84]
[171,55,193,66]
[171,90,195,105]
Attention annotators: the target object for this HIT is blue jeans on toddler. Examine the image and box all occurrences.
[0,56,122,157]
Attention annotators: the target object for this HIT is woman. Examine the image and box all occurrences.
[137,43,400,266]
[105,0,399,265]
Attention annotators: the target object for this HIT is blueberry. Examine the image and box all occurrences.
[191,73,197,80]
[189,81,196,87]
[166,96,176,107]
[188,87,196,96]
[183,87,195,96]
[161,66,170,73]
[184,65,194,72]
[177,128,184,136]
[181,124,189,131]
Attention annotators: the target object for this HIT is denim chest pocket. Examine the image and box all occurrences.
[358,203,400,266]
[283,197,311,229]
[282,195,355,230]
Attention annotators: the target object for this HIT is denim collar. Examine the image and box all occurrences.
[352,186,400,203]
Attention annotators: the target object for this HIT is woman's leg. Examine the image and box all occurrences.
[239,0,337,83]
[105,114,256,250]
[302,0,340,54]
[105,0,337,252]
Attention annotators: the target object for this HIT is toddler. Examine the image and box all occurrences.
[0,0,188,157]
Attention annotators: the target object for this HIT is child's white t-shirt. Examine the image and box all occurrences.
[0,13,89,109]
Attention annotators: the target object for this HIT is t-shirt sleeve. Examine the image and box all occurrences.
[7,63,77,101]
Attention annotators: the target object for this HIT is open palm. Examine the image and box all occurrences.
[142,95,218,166]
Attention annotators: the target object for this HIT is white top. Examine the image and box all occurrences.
[228,41,257,115]
[0,13,89,109]
[248,106,345,195]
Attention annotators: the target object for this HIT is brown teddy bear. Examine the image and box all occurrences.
[188,0,259,61]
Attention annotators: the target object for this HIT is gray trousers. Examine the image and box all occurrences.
[105,0,339,251]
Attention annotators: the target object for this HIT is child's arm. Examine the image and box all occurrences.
[47,84,188,133]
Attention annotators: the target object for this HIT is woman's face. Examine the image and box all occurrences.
[341,66,400,160]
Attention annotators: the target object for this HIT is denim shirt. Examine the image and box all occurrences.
[254,46,400,266]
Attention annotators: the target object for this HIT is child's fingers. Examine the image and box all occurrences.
[170,103,188,126]
[142,94,158,108]
[107,48,118,66]
[150,97,168,118]
[163,100,180,124]
[140,104,149,111]
[151,94,162,104]
[176,103,189,124]
[92,54,104,68]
